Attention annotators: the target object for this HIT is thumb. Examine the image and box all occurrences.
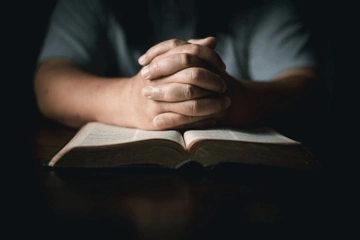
[188,36,217,49]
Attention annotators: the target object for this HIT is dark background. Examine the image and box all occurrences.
[4,0,357,237]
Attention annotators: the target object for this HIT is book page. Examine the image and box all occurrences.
[183,127,300,149]
[48,122,185,166]
[78,122,185,147]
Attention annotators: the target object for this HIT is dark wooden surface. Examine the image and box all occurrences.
[8,117,347,239]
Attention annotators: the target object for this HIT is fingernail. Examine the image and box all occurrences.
[142,86,155,98]
[138,55,145,65]
[224,97,231,109]
[153,118,165,128]
[141,66,149,79]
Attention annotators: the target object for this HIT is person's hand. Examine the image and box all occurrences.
[138,37,226,78]
[127,70,231,130]
[133,37,231,130]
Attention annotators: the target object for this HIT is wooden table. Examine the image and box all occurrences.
[10,117,336,239]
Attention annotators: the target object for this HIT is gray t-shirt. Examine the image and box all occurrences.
[38,0,316,81]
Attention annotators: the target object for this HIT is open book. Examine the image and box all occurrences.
[47,122,319,170]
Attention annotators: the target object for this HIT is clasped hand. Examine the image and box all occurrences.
[129,37,231,130]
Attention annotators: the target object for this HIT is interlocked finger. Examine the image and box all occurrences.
[160,96,231,117]
[142,83,213,102]
[152,112,216,130]
[138,37,217,66]
[141,53,209,80]
[138,39,188,65]
[149,67,226,93]
[148,43,225,74]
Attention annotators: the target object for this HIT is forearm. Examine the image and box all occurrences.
[222,67,317,127]
[34,59,133,128]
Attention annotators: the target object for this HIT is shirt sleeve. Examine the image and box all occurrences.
[37,0,106,72]
[248,0,317,80]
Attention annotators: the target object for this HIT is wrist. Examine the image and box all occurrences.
[219,74,266,127]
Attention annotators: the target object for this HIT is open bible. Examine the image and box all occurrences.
[47,122,319,170]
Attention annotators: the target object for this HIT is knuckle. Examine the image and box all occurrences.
[158,89,165,100]
[182,85,194,99]
[188,101,198,115]
[189,68,201,81]
[169,39,182,49]
[153,87,164,100]
[148,61,160,76]
[179,53,192,67]
[153,61,160,71]
[188,44,201,55]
